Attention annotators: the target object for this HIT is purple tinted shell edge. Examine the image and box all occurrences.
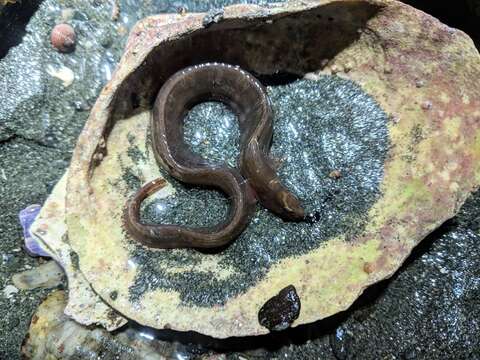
[19,204,51,257]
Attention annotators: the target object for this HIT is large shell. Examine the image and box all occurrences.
[36,0,480,338]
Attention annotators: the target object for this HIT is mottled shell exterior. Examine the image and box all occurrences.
[32,0,480,337]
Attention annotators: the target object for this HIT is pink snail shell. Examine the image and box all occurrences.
[50,23,76,53]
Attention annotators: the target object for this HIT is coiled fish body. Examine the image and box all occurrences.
[124,63,304,249]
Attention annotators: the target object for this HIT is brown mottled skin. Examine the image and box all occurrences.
[124,63,304,249]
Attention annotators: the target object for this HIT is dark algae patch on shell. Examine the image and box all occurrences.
[258,285,301,331]
[126,76,390,306]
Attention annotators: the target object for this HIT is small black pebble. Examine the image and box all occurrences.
[69,251,80,270]
[109,290,118,301]
[258,284,301,331]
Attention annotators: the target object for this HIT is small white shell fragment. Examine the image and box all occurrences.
[12,260,64,290]
[303,72,321,81]
[3,284,19,298]
[46,65,75,87]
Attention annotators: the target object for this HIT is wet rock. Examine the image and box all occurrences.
[0,46,47,142]
[331,226,480,359]
[1,0,278,150]
[0,0,127,149]
[258,285,301,331]
[270,191,480,359]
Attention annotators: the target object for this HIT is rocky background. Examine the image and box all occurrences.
[0,0,479,359]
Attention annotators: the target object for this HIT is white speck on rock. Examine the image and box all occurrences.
[3,284,19,298]
[46,65,75,87]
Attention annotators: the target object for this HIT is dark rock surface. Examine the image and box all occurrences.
[267,211,480,359]
[258,285,301,331]
[401,0,480,48]
[0,0,479,359]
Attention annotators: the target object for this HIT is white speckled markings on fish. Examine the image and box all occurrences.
[125,76,390,306]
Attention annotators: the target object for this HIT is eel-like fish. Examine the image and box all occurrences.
[124,63,304,249]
